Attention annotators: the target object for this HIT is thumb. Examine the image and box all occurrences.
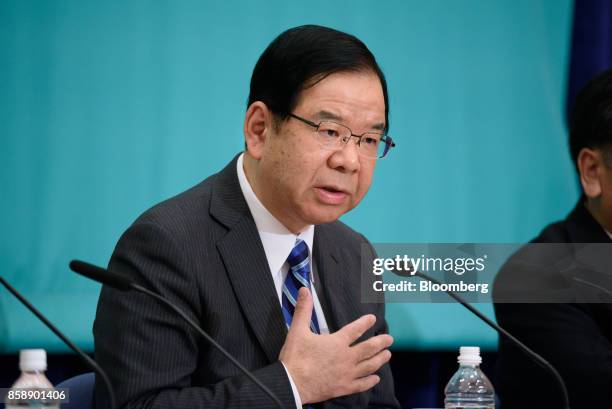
[289,287,313,333]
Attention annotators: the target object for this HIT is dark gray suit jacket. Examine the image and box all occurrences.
[93,154,399,409]
[494,200,612,409]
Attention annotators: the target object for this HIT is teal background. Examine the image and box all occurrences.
[0,0,578,353]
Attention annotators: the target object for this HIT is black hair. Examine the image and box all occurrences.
[569,68,612,168]
[248,25,389,133]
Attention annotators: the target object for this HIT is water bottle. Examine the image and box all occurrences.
[5,349,60,408]
[444,346,495,409]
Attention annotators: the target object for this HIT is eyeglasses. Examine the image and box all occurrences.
[289,113,396,159]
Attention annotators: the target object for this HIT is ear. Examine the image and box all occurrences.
[244,101,273,160]
[578,148,603,198]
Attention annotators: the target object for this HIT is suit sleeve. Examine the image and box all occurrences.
[361,236,401,409]
[93,221,297,409]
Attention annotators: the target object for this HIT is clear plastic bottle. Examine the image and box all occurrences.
[444,346,495,409]
[5,349,59,408]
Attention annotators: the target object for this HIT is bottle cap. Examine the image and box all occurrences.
[458,346,482,365]
[19,349,47,372]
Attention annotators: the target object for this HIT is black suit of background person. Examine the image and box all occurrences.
[494,69,612,409]
[93,25,400,409]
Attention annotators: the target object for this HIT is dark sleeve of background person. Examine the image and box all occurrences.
[92,220,297,409]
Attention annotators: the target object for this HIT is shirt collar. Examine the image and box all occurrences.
[236,153,315,277]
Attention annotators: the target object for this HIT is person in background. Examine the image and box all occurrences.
[494,69,612,409]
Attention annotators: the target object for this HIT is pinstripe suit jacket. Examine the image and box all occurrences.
[93,154,399,409]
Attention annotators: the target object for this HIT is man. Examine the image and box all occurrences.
[94,25,400,408]
[494,69,612,408]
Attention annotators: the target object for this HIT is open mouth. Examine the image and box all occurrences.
[315,186,348,204]
[322,186,343,193]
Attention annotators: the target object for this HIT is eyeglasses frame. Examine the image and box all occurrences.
[288,113,396,159]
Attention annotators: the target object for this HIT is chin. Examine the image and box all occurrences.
[303,206,351,225]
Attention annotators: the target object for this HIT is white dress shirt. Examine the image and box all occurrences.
[236,153,330,408]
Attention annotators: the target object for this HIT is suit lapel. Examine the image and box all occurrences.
[210,155,288,363]
[314,225,353,333]
[314,225,366,408]
[217,217,288,363]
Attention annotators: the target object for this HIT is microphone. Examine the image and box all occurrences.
[572,276,612,299]
[0,275,117,409]
[412,270,570,409]
[69,260,285,409]
[69,260,131,290]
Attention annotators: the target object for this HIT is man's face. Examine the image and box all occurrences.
[254,71,386,233]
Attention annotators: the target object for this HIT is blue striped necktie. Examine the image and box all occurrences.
[281,238,320,334]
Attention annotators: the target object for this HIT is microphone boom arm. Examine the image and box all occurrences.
[0,275,117,409]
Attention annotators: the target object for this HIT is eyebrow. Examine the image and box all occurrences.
[314,110,386,132]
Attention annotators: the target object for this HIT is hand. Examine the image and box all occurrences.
[279,287,393,404]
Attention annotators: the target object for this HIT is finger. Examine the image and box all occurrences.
[349,374,381,395]
[337,314,376,343]
[354,349,392,378]
[289,287,313,333]
[352,334,394,361]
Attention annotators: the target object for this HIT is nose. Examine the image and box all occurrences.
[327,136,361,173]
